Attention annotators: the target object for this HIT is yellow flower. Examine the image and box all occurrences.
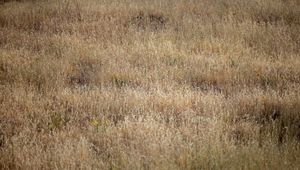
[91,119,99,127]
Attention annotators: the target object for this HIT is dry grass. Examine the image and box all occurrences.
[0,0,300,169]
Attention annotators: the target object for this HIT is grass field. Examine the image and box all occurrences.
[0,0,300,169]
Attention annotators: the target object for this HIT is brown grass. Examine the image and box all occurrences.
[0,0,300,169]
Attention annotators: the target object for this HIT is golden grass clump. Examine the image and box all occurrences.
[0,0,300,169]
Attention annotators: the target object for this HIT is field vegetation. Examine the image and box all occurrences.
[0,0,300,169]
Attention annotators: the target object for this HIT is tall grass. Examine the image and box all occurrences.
[0,0,299,169]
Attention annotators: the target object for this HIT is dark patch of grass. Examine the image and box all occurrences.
[129,11,168,32]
